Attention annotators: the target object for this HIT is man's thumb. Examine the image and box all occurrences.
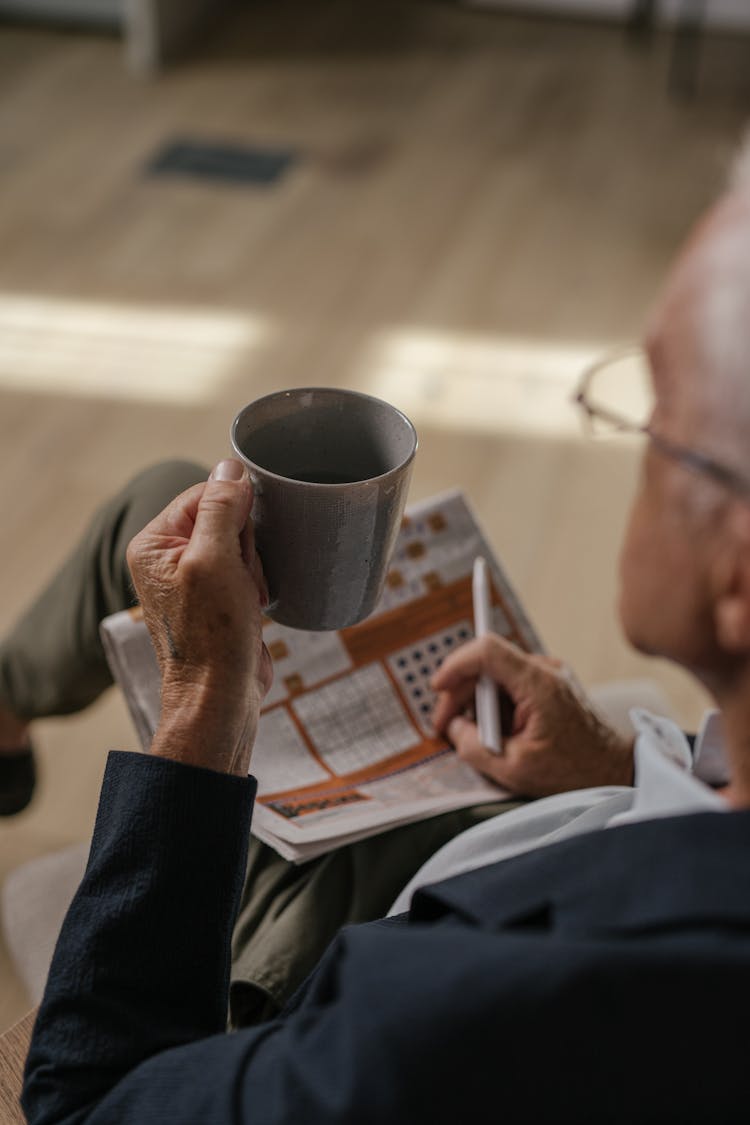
[211,459,246,484]
[191,461,253,551]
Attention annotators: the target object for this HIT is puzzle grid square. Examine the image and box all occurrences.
[292,663,418,776]
[387,619,474,735]
[253,708,330,796]
[261,624,353,709]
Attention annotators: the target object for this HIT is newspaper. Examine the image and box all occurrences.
[100,489,543,862]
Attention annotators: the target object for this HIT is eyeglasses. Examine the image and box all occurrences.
[572,346,750,499]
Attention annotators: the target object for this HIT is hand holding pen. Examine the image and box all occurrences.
[430,616,635,797]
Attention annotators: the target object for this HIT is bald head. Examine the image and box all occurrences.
[645,160,750,475]
[619,128,750,738]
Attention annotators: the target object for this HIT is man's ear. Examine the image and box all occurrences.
[714,504,750,654]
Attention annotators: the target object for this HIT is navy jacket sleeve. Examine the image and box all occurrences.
[22,751,750,1125]
[22,751,256,1125]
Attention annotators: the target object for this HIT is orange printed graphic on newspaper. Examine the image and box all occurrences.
[268,639,289,661]
[265,789,368,820]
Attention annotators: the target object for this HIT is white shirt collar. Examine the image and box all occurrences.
[389,708,730,915]
[692,709,731,787]
[607,708,726,829]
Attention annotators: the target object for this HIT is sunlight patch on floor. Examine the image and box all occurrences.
[356,328,627,439]
[0,294,272,404]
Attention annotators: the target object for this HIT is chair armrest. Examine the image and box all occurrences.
[0,1009,36,1124]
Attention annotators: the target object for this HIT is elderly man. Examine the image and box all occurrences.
[13,147,750,1121]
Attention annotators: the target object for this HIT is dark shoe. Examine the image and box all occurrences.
[0,745,36,816]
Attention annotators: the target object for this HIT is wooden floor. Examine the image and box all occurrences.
[1,0,748,1031]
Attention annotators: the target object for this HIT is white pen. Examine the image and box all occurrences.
[472,556,502,754]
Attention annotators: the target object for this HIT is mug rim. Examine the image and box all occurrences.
[230,386,418,488]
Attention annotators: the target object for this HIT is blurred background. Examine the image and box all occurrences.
[1,0,749,1029]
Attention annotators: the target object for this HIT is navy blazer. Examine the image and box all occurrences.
[22,751,750,1124]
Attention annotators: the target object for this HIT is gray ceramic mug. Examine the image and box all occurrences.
[231,388,418,631]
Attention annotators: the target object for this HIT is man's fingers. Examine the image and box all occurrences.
[126,483,208,590]
[447,716,512,789]
[129,460,251,555]
[237,509,271,608]
[189,461,254,557]
[431,633,528,695]
[259,642,274,697]
[431,682,475,735]
[252,548,270,608]
[135,482,208,548]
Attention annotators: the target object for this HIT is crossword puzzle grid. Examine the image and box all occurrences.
[292,663,419,777]
[387,620,473,736]
[377,500,475,613]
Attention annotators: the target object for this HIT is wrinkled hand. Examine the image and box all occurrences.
[431,633,634,797]
[127,459,273,777]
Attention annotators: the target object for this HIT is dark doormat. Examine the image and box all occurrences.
[144,138,300,187]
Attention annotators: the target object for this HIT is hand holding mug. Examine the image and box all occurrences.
[127,460,273,777]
